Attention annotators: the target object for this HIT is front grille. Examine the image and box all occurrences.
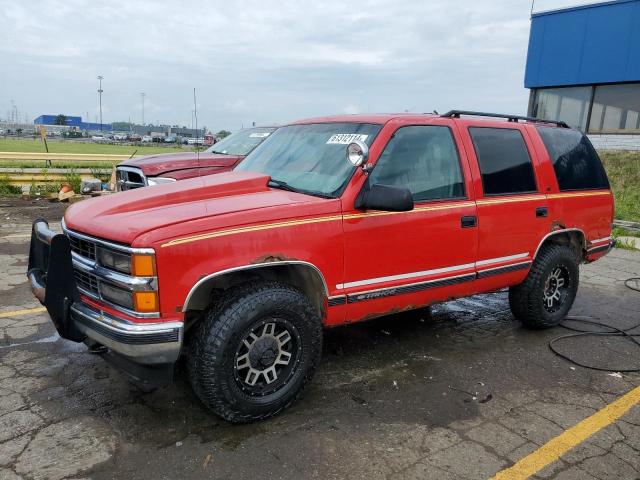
[69,234,96,260]
[74,269,99,296]
[116,167,146,191]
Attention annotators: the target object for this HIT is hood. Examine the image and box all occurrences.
[64,171,330,245]
[120,152,243,177]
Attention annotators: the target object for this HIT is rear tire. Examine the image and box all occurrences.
[187,281,322,423]
[509,245,580,329]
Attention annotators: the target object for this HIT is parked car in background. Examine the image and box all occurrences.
[113,133,128,141]
[141,135,153,143]
[115,126,277,190]
[187,137,204,146]
[129,134,142,142]
[164,136,177,143]
[30,111,614,423]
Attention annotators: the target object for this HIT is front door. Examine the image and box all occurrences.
[341,122,478,322]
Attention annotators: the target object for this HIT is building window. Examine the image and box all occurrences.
[469,127,537,196]
[531,86,592,131]
[589,84,640,134]
[368,126,465,202]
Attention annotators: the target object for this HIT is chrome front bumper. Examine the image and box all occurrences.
[28,219,183,372]
[71,302,183,364]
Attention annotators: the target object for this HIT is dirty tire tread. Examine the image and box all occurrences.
[188,281,322,423]
[509,245,580,329]
[186,286,251,400]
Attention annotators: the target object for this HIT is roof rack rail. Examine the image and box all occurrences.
[441,110,569,128]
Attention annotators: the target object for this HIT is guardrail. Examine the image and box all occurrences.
[0,168,111,187]
[0,152,133,162]
[614,220,640,233]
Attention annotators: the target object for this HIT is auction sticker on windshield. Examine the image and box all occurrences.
[326,134,369,144]
[250,132,271,138]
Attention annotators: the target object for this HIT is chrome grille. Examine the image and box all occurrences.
[68,235,96,260]
[74,269,99,296]
[116,167,147,191]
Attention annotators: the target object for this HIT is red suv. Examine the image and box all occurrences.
[28,111,614,423]
[116,126,277,190]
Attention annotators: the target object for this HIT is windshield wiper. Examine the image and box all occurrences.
[267,178,334,199]
[268,178,298,192]
[209,150,230,155]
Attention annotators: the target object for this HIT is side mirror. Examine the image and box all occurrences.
[346,141,369,167]
[356,183,414,212]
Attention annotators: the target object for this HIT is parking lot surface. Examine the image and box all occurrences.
[1,198,639,480]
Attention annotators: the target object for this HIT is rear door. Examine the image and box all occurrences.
[458,123,551,280]
[341,120,478,322]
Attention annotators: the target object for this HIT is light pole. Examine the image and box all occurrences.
[140,92,146,125]
[97,76,104,131]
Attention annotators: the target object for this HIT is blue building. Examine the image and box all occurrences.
[34,114,111,131]
[525,0,640,149]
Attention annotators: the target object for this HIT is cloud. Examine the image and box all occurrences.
[0,0,535,131]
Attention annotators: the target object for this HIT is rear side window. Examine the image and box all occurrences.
[368,125,465,202]
[469,127,537,196]
[536,127,609,191]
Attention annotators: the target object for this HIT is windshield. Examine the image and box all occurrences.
[236,122,382,197]
[206,127,277,156]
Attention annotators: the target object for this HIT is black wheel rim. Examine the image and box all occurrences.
[543,265,570,313]
[233,317,301,397]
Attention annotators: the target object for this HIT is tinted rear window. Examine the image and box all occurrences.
[537,127,609,191]
[469,127,537,195]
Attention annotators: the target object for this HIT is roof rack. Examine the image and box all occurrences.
[441,110,569,128]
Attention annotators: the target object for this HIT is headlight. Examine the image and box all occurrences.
[94,248,158,314]
[97,247,131,274]
[100,282,134,310]
[147,176,177,186]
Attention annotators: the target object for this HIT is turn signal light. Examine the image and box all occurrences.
[133,291,159,313]
[131,254,156,276]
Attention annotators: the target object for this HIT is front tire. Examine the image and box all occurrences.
[187,281,322,423]
[509,245,580,329]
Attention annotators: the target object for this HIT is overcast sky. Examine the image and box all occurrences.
[0,0,597,132]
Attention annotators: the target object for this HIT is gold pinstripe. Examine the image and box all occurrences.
[476,195,541,206]
[160,190,611,248]
[160,215,343,247]
[343,201,476,220]
[547,191,611,200]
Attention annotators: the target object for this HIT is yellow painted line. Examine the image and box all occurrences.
[0,307,47,319]
[2,234,31,239]
[491,385,640,480]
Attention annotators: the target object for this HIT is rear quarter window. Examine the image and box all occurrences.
[536,127,609,191]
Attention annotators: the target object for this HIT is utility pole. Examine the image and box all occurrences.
[140,92,146,125]
[97,75,104,131]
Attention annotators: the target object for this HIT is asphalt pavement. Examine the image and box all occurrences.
[1,198,639,480]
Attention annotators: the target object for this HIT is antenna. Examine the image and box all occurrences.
[193,87,200,166]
